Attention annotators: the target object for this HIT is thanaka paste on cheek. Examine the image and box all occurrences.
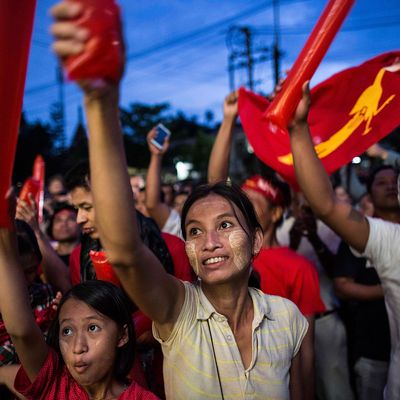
[228,229,249,271]
[59,338,73,369]
[185,240,200,275]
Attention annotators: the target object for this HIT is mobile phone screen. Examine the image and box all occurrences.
[151,124,171,149]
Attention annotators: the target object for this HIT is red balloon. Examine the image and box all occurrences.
[264,0,354,132]
[64,0,123,83]
[0,0,37,228]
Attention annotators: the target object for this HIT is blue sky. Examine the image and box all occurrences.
[24,0,400,144]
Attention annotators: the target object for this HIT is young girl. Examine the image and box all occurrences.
[0,202,158,399]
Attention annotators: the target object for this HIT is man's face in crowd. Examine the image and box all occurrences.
[70,187,99,240]
[370,168,399,212]
[48,178,65,197]
[52,209,80,243]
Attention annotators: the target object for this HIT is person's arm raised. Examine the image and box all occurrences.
[50,1,185,329]
[0,193,48,383]
[86,88,184,327]
[207,91,238,183]
[145,127,172,229]
[16,195,71,294]
[288,82,369,253]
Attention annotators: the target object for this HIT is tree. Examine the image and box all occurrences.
[13,113,56,184]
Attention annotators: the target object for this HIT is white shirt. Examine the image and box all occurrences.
[361,217,400,400]
[162,208,182,238]
[153,282,308,400]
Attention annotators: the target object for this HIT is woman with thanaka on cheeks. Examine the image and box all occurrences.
[49,2,308,399]
[163,183,308,399]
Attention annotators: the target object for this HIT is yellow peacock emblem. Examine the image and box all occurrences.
[278,62,400,165]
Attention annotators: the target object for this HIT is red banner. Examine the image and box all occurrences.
[239,52,400,188]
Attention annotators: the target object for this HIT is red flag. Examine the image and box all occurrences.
[239,52,400,188]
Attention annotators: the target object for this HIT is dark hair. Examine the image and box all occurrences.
[161,183,176,204]
[64,161,91,192]
[15,219,42,264]
[180,181,262,244]
[47,280,135,382]
[266,176,291,227]
[46,202,78,239]
[366,165,396,194]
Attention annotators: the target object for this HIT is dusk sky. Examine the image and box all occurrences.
[24,0,400,143]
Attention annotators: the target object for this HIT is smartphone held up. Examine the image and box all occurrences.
[151,124,171,150]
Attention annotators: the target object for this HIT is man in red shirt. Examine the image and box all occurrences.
[242,175,325,400]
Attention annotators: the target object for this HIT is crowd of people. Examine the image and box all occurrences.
[0,1,398,400]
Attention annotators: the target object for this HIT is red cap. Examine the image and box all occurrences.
[241,175,284,206]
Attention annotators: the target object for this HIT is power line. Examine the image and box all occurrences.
[125,1,274,61]
[254,14,400,35]
[25,81,57,95]
[24,0,399,110]
[25,1,274,96]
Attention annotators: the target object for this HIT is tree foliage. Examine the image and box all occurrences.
[14,101,215,184]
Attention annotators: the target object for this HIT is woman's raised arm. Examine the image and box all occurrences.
[50,1,185,327]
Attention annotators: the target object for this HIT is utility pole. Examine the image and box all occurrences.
[242,27,254,90]
[56,63,65,150]
[226,26,270,92]
[272,0,281,86]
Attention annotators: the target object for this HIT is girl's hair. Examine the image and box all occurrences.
[180,181,262,244]
[47,280,135,382]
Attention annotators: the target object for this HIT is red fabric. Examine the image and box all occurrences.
[239,52,400,189]
[133,311,152,339]
[15,347,159,399]
[69,244,81,286]
[161,232,195,282]
[0,0,36,228]
[253,247,325,316]
[129,355,149,391]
